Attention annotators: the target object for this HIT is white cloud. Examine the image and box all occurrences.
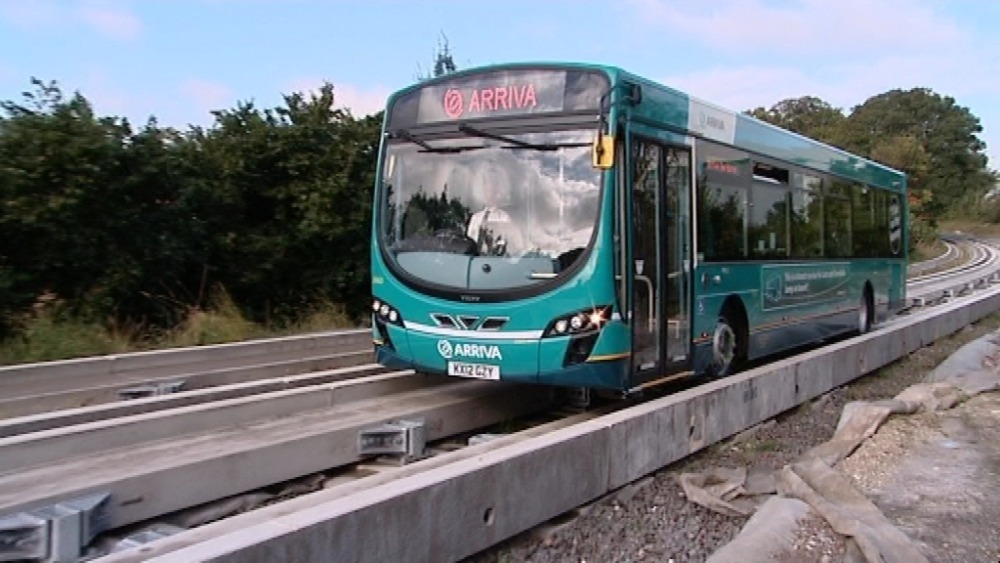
[631,0,966,57]
[637,0,1000,169]
[179,79,234,115]
[663,66,825,114]
[78,3,142,41]
[285,78,390,117]
[0,1,61,29]
[665,58,1000,169]
[0,0,141,41]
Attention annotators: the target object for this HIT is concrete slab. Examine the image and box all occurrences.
[0,381,553,530]
[99,410,603,562]
[0,362,391,439]
[0,371,442,474]
[0,330,370,400]
[0,349,373,420]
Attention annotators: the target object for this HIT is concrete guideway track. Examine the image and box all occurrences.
[100,407,612,563]
[0,375,554,532]
[100,282,1000,562]
[0,362,393,439]
[0,371,439,474]
[906,239,1000,303]
[0,330,372,419]
[907,239,959,277]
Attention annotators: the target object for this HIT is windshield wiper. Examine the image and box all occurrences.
[391,129,483,154]
[457,124,589,152]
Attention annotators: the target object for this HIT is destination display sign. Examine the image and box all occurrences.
[387,68,608,129]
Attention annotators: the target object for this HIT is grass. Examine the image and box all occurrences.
[938,219,1000,238]
[0,314,134,365]
[910,238,947,264]
[0,290,357,366]
[746,438,780,452]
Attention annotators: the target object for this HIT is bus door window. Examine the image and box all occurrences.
[664,147,691,362]
[631,140,661,371]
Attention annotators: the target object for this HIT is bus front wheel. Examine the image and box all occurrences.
[858,285,874,334]
[710,314,744,377]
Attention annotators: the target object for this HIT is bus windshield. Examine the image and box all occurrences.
[378,128,601,291]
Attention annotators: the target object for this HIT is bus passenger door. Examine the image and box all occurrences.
[629,139,661,374]
[629,137,691,381]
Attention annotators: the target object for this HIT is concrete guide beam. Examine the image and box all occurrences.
[0,380,553,532]
[0,362,390,439]
[0,330,370,400]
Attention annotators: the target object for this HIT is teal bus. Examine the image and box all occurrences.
[370,63,907,393]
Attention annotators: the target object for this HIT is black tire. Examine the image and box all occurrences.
[858,286,874,334]
[709,313,744,377]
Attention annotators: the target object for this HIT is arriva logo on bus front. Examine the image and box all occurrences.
[437,340,503,361]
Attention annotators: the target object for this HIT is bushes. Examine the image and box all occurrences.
[0,80,381,346]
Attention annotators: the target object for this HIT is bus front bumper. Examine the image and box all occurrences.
[374,323,628,390]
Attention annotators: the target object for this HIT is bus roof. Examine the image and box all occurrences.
[386,62,906,192]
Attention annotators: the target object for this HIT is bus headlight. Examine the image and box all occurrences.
[544,306,611,337]
[372,298,403,327]
[372,297,404,351]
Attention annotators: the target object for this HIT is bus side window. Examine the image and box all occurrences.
[749,162,790,260]
[824,180,853,258]
[791,173,823,258]
[696,142,749,261]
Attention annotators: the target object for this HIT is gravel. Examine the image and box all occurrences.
[465,316,1000,563]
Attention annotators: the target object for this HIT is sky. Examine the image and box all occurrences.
[1,0,998,170]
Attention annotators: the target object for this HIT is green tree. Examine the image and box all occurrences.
[417,34,459,81]
[748,96,848,145]
[843,88,994,219]
[194,83,381,321]
[0,79,217,331]
[0,79,130,326]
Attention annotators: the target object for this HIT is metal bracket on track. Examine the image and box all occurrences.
[110,523,185,554]
[0,492,110,562]
[117,380,186,400]
[358,419,427,465]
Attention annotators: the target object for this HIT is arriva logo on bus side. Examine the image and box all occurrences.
[437,340,503,361]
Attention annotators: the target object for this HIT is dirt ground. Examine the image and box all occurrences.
[837,390,1000,562]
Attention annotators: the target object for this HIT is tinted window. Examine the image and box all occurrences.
[790,173,823,258]
[697,142,748,261]
[748,163,789,259]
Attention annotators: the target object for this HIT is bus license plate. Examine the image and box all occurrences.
[447,361,500,380]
